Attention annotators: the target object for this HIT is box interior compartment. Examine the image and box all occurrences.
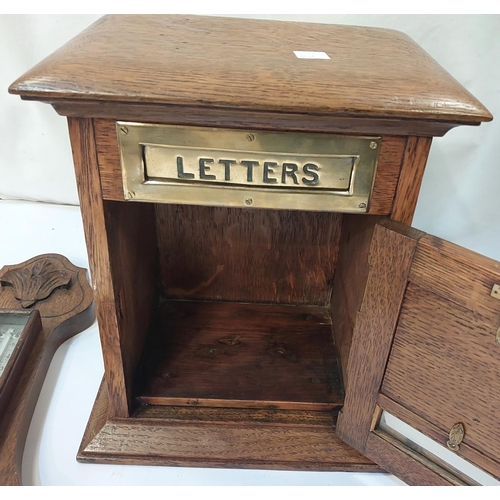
[103,201,371,415]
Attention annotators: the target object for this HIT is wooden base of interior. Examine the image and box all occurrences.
[78,379,382,472]
[135,301,343,411]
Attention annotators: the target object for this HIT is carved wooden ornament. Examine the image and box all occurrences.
[0,253,95,486]
[1,258,72,308]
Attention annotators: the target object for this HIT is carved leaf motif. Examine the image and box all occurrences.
[0,258,72,308]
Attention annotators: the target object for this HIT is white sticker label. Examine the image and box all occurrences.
[293,51,330,60]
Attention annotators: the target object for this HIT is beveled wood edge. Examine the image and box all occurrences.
[8,14,493,125]
[79,378,109,453]
[24,98,482,137]
[132,405,336,428]
[12,89,492,125]
[135,396,340,412]
[78,378,383,473]
[77,452,381,473]
[377,393,500,480]
[365,431,468,485]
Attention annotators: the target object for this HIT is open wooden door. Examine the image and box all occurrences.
[336,219,500,485]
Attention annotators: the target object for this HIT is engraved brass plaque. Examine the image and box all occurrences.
[117,122,381,212]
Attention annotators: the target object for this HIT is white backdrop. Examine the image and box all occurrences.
[1,14,500,260]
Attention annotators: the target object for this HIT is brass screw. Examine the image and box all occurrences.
[245,198,253,206]
[120,126,129,135]
[358,203,367,209]
[246,134,255,142]
[369,141,378,149]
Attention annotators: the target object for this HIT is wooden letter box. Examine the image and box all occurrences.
[9,15,498,485]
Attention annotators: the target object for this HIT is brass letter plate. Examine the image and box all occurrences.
[117,122,381,212]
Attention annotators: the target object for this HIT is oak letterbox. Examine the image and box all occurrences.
[9,15,498,485]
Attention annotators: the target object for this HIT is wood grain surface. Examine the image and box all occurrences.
[68,117,129,417]
[43,100,470,137]
[336,220,424,450]
[410,234,500,323]
[336,221,500,484]
[0,254,94,486]
[330,214,383,386]
[135,301,342,410]
[9,13,496,480]
[94,118,406,215]
[391,136,432,224]
[377,394,500,480]
[155,205,342,304]
[103,200,159,408]
[132,404,335,427]
[78,379,381,472]
[382,283,500,468]
[9,15,492,127]
[364,431,465,485]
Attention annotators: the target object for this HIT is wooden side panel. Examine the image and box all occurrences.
[330,214,383,386]
[336,220,424,450]
[103,200,159,408]
[155,205,342,305]
[69,119,159,416]
[93,119,406,216]
[391,136,432,225]
[68,117,128,417]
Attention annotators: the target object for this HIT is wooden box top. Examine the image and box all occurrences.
[9,15,492,132]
